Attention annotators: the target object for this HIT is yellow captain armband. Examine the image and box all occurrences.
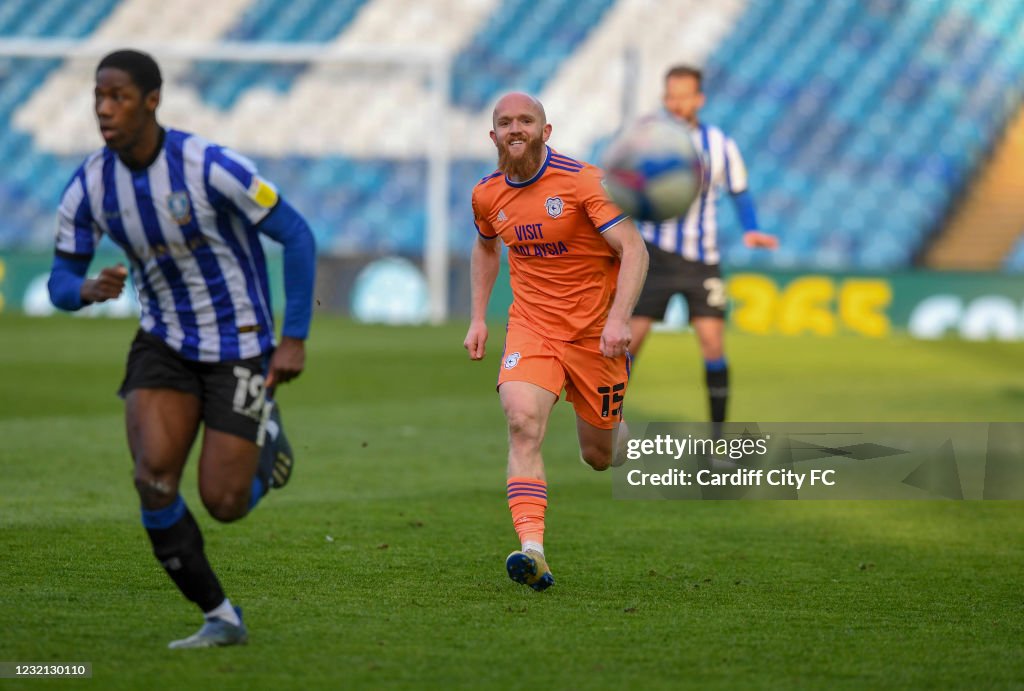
[249,177,279,209]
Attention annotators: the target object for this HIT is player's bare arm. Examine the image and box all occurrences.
[464,235,501,360]
[600,221,649,358]
[266,336,305,389]
[80,264,128,304]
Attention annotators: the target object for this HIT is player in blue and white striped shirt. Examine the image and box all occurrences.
[47,50,317,648]
[630,65,777,435]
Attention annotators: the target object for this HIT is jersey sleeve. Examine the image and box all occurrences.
[471,186,498,239]
[579,164,628,233]
[54,168,100,257]
[723,137,749,195]
[206,146,280,225]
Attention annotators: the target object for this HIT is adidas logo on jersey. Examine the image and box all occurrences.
[497,209,507,222]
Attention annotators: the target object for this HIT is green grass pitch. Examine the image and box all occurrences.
[1,315,1022,689]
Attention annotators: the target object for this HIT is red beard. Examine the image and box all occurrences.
[497,135,545,181]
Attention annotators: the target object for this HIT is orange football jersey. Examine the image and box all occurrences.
[472,147,628,341]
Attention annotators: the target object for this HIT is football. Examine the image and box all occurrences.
[601,115,704,222]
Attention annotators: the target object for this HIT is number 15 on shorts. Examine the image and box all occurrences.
[597,382,625,419]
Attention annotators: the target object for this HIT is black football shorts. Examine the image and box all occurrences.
[119,329,268,442]
[634,242,728,321]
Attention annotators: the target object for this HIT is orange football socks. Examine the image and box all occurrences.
[506,477,547,551]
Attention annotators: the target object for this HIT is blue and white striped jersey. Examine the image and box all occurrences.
[55,129,282,362]
[637,122,751,265]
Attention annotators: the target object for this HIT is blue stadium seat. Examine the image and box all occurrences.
[703,0,1024,270]
[0,0,121,247]
[451,0,617,111]
[184,0,367,110]
[2,0,1024,267]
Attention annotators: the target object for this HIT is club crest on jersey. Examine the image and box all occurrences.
[545,197,564,218]
[503,352,521,369]
[167,191,192,226]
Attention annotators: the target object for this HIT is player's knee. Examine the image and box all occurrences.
[506,410,544,447]
[133,469,179,507]
[202,490,249,523]
[580,443,612,471]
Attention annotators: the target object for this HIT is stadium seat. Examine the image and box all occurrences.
[701,0,1024,269]
[185,0,367,110]
[2,0,1023,269]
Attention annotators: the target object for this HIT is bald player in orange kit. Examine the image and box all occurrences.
[463,92,649,591]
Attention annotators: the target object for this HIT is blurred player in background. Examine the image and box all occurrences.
[630,65,778,435]
[47,50,316,648]
[464,92,648,591]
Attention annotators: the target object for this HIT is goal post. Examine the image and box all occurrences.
[0,37,452,323]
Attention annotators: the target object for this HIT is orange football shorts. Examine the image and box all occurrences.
[497,321,630,430]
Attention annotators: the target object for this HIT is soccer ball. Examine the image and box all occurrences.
[601,115,704,223]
